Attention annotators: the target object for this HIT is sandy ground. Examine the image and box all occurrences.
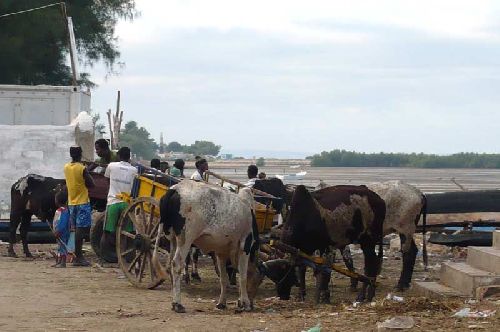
[1,240,499,332]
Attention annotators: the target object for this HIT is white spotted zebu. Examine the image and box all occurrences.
[152,180,262,313]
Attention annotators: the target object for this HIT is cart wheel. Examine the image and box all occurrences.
[116,197,169,289]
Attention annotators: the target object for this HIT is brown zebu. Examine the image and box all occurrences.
[274,185,386,303]
[315,181,427,291]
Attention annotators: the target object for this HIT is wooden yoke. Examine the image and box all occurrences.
[204,170,278,199]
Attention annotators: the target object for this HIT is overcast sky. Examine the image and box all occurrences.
[88,0,500,158]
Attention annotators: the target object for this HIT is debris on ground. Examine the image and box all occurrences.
[452,308,496,318]
[302,323,321,332]
[385,293,404,302]
[376,316,415,330]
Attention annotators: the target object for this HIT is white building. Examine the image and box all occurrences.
[0,85,94,209]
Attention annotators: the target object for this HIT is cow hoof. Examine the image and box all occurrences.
[235,305,252,313]
[183,274,190,284]
[25,253,34,259]
[191,272,201,282]
[215,303,227,310]
[355,294,366,303]
[395,283,410,292]
[171,303,186,313]
[7,250,18,258]
[350,280,359,292]
[296,292,306,302]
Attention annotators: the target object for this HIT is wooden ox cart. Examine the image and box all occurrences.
[110,169,279,289]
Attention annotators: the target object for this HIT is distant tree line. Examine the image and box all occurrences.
[160,140,221,156]
[308,150,500,168]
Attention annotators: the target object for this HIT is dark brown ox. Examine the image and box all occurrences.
[317,181,427,291]
[8,174,65,257]
[270,185,386,303]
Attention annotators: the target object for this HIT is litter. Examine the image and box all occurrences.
[302,323,321,332]
[376,316,415,330]
[385,293,404,302]
[452,308,496,318]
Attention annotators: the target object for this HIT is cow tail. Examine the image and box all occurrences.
[421,194,428,270]
[250,210,260,263]
[159,189,178,234]
[377,232,384,272]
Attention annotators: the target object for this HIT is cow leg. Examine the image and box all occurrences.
[8,211,22,257]
[183,250,191,284]
[191,248,201,281]
[209,252,221,276]
[236,252,252,311]
[397,236,418,291]
[295,264,307,301]
[357,240,379,302]
[20,212,33,258]
[171,240,191,313]
[215,254,230,310]
[314,269,331,304]
[341,246,358,291]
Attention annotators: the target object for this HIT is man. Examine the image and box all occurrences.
[190,158,208,181]
[101,147,138,259]
[64,146,95,266]
[95,139,119,165]
[244,164,259,188]
[169,159,185,178]
[150,158,161,170]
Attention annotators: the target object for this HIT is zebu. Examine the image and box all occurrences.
[8,174,65,258]
[267,185,386,303]
[153,180,260,313]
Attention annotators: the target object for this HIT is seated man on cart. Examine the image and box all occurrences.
[100,147,138,261]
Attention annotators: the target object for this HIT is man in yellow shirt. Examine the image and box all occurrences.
[64,146,95,267]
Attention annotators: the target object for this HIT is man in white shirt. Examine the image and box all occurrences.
[101,147,138,260]
[190,158,208,181]
[244,164,259,188]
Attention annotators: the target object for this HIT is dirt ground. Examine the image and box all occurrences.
[1,239,499,332]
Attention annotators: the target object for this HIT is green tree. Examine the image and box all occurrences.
[89,110,106,137]
[308,150,500,168]
[256,157,265,167]
[0,1,136,87]
[167,141,183,152]
[186,140,221,156]
[120,121,158,160]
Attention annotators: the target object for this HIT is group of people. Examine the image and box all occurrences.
[51,138,265,268]
[52,139,137,267]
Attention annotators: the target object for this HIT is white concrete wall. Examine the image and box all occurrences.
[0,112,94,210]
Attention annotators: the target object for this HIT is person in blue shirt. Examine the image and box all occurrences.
[52,189,70,268]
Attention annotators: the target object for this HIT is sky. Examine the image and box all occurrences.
[88,0,500,158]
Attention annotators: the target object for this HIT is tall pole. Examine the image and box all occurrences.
[60,2,78,86]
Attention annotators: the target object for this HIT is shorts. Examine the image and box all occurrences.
[105,202,129,233]
[68,203,92,228]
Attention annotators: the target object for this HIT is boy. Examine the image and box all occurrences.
[52,189,70,268]
[190,158,208,181]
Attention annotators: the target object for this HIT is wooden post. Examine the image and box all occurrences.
[107,109,114,149]
[106,91,123,149]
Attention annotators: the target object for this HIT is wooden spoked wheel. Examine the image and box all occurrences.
[116,197,170,289]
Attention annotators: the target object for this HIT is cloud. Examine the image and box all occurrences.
[88,1,500,156]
